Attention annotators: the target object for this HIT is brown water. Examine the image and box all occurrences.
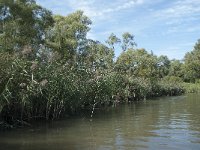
[0,94,200,150]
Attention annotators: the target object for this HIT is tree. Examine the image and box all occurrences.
[168,59,184,79]
[45,10,92,63]
[184,39,200,82]
[82,40,114,73]
[0,0,54,55]
[106,33,121,50]
[121,32,136,51]
[116,48,157,78]
[157,55,170,78]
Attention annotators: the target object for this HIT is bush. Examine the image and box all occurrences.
[158,76,185,96]
[183,83,200,93]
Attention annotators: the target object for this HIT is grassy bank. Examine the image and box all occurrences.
[1,1,200,129]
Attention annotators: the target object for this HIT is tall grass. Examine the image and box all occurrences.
[0,56,125,125]
[0,54,189,127]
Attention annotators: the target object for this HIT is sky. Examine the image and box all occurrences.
[36,0,200,60]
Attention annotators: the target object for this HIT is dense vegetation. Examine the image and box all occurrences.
[0,0,200,127]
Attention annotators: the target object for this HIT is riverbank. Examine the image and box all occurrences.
[0,77,200,130]
[1,1,200,129]
[1,94,200,150]
[0,66,191,130]
[1,54,200,130]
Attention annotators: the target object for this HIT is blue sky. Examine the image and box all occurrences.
[36,0,200,60]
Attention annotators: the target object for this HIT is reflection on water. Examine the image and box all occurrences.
[0,94,200,150]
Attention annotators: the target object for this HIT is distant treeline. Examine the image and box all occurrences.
[0,0,200,127]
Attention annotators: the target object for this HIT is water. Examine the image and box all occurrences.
[0,94,200,150]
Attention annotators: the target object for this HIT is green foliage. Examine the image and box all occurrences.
[183,83,200,93]
[125,77,152,100]
[0,52,13,114]
[121,32,136,51]
[184,40,200,82]
[116,48,158,78]
[157,55,170,78]
[82,40,114,71]
[0,57,125,123]
[106,33,121,49]
[0,2,199,127]
[45,10,91,62]
[0,0,54,54]
[158,76,184,96]
[0,57,42,123]
[168,60,184,78]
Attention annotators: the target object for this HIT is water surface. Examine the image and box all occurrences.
[0,94,200,150]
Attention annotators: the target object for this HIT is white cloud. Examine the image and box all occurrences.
[154,0,200,19]
[58,0,144,19]
[148,0,200,36]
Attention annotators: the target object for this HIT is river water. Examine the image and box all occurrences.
[0,94,200,150]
